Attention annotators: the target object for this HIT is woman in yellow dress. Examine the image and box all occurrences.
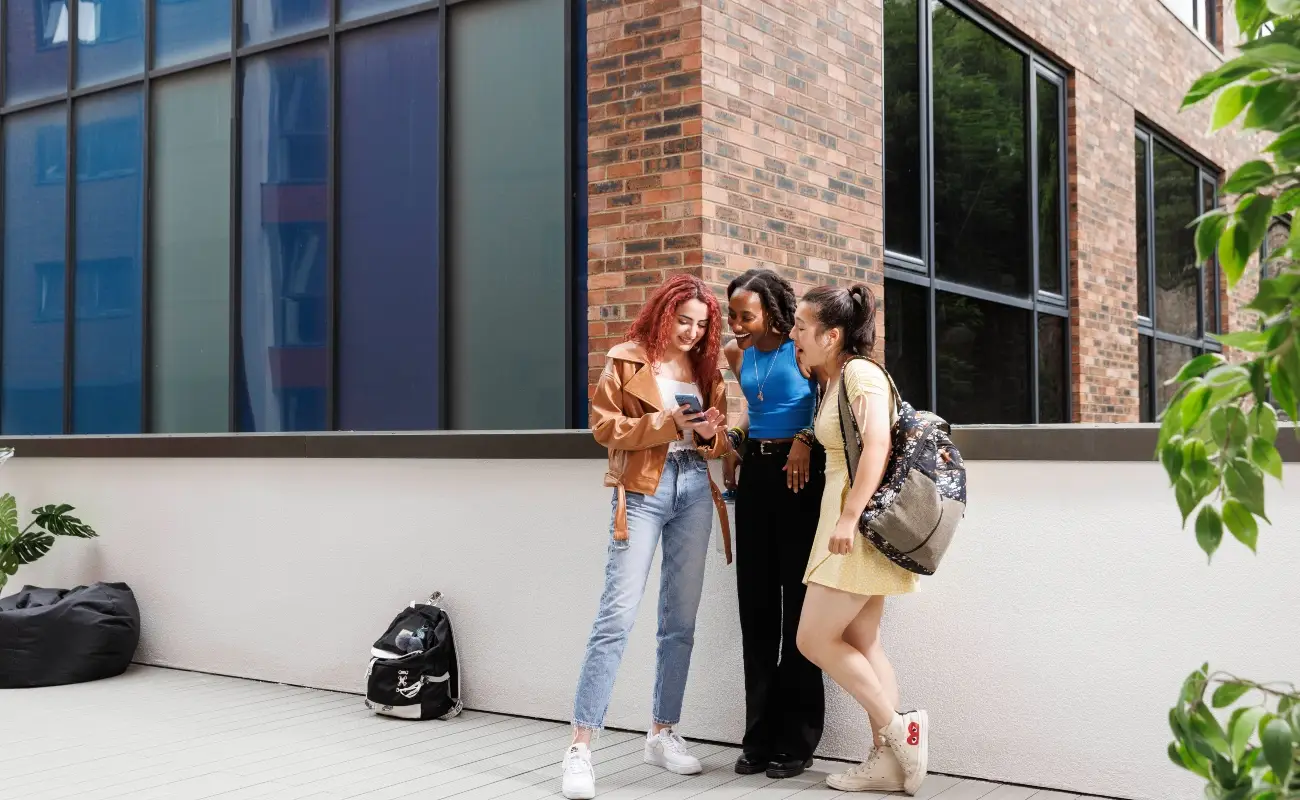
[790,284,929,796]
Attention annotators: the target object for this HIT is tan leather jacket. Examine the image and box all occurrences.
[590,341,733,564]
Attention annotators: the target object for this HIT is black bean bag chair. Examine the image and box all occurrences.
[0,582,140,689]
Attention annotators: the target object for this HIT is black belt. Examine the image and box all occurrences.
[747,439,793,457]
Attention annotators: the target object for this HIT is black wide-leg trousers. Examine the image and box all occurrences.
[734,442,826,762]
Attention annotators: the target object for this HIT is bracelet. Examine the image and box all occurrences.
[727,427,746,450]
[793,428,815,447]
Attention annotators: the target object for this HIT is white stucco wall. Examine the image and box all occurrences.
[3,455,1297,800]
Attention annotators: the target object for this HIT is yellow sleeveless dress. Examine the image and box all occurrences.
[802,359,919,596]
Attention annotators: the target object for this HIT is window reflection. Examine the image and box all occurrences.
[884,0,922,258]
[935,291,1032,424]
[1152,142,1200,338]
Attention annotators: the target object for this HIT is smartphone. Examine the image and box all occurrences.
[674,393,705,421]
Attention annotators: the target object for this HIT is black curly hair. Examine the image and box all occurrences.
[726,268,797,336]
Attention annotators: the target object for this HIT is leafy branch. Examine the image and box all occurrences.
[0,497,98,594]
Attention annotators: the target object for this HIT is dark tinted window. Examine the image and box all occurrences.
[884,0,922,258]
[1036,76,1062,296]
[932,4,1029,297]
[1156,338,1196,412]
[935,291,1031,424]
[1037,313,1067,423]
[1152,142,1200,338]
[1139,335,1152,423]
[5,0,69,105]
[884,280,929,408]
[1202,177,1219,335]
[156,0,232,68]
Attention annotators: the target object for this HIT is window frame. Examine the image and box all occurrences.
[0,0,586,434]
[1134,123,1222,422]
[883,0,1071,424]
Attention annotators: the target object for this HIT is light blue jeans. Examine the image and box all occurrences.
[573,449,715,730]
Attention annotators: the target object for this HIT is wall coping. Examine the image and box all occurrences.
[0,425,1296,461]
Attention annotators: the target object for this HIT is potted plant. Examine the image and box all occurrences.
[0,447,99,594]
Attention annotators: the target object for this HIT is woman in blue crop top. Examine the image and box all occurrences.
[721,269,826,780]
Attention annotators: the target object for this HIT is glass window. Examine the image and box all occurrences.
[1135,136,1150,318]
[241,0,327,46]
[931,3,1029,297]
[448,0,567,430]
[73,87,144,433]
[1037,313,1067,423]
[341,0,423,23]
[156,0,232,68]
[1156,338,1196,412]
[1139,334,1152,423]
[238,44,329,432]
[935,291,1032,424]
[151,68,231,433]
[1152,142,1200,338]
[884,279,929,408]
[5,0,70,105]
[76,0,146,88]
[1036,75,1062,296]
[338,17,440,431]
[1201,177,1219,335]
[884,0,921,259]
[2,107,67,435]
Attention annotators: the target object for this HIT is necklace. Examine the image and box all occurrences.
[752,343,781,402]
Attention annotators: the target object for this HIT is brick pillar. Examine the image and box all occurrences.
[586,0,707,397]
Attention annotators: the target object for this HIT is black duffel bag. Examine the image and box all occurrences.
[0,582,141,689]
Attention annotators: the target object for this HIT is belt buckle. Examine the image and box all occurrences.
[759,441,775,456]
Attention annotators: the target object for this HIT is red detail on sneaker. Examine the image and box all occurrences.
[906,721,920,746]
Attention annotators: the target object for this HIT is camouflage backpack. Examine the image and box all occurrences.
[835,357,967,576]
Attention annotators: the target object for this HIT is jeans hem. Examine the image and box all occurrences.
[652,716,679,727]
[573,720,603,732]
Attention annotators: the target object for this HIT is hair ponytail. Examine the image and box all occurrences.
[802,283,877,356]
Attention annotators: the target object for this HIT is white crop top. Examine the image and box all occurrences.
[657,376,701,450]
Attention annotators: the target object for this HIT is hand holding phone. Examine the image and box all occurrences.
[672,393,706,431]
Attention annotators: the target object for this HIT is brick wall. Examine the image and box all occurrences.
[587,0,1267,422]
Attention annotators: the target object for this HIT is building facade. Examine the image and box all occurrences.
[0,0,1264,435]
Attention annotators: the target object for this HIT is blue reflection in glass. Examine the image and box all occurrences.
[241,0,327,46]
[73,87,144,433]
[340,0,422,23]
[2,108,67,434]
[338,17,439,431]
[76,0,146,87]
[156,0,231,68]
[5,0,69,105]
[238,45,328,432]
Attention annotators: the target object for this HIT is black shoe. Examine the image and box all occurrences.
[766,755,814,779]
[735,753,769,775]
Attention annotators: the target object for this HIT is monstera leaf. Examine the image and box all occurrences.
[0,494,16,547]
[0,497,97,593]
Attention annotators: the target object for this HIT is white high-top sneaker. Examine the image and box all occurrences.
[562,743,596,800]
[643,728,703,775]
[880,710,929,795]
[826,746,906,791]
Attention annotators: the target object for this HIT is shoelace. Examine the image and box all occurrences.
[565,748,591,775]
[844,748,884,777]
[660,730,690,755]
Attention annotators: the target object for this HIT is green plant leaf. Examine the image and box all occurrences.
[1185,59,1270,107]
[1196,213,1229,266]
[1194,703,1232,755]
[1245,80,1300,131]
[1225,162,1277,194]
[32,504,97,539]
[1159,390,1189,450]
[1262,718,1294,783]
[1176,477,1198,525]
[1272,357,1300,422]
[1214,330,1270,352]
[1276,186,1300,213]
[1220,222,1251,286]
[1267,0,1300,16]
[0,493,16,547]
[1174,353,1227,384]
[1223,406,1250,450]
[1232,707,1268,762]
[7,531,54,566]
[1267,122,1300,163]
[1251,361,1271,403]
[1214,85,1259,130]
[1222,499,1260,552]
[1185,438,1214,482]
[1217,682,1253,709]
[1239,0,1268,36]
[1211,408,1230,448]
[1242,42,1300,69]
[1225,459,1268,519]
[1251,438,1284,479]
[1161,438,1186,484]
[1182,384,1213,430]
[1196,505,1224,559]
[1241,194,1276,253]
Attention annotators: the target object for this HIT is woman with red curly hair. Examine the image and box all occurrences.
[561,275,733,800]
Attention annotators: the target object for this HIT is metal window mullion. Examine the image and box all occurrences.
[141,0,155,432]
[1195,167,1207,343]
[437,0,448,429]
[921,0,937,412]
[325,0,339,431]
[63,0,77,434]
[563,0,575,429]
[229,0,242,432]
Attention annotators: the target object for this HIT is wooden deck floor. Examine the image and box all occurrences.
[0,666,1090,800]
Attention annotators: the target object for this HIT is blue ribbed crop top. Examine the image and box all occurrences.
[737,340,816,439]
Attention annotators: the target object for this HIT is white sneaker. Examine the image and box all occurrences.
[562,743,596,800]
[826,746,905,792]
[880,710,929,795]
[643,728,703,775]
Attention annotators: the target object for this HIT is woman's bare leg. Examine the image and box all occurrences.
[795,584,894,734]
[842,595,898,739]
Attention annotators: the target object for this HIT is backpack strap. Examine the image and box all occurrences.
[836,355,902,488]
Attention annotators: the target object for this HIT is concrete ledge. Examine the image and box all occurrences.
[0,424,1296,461]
